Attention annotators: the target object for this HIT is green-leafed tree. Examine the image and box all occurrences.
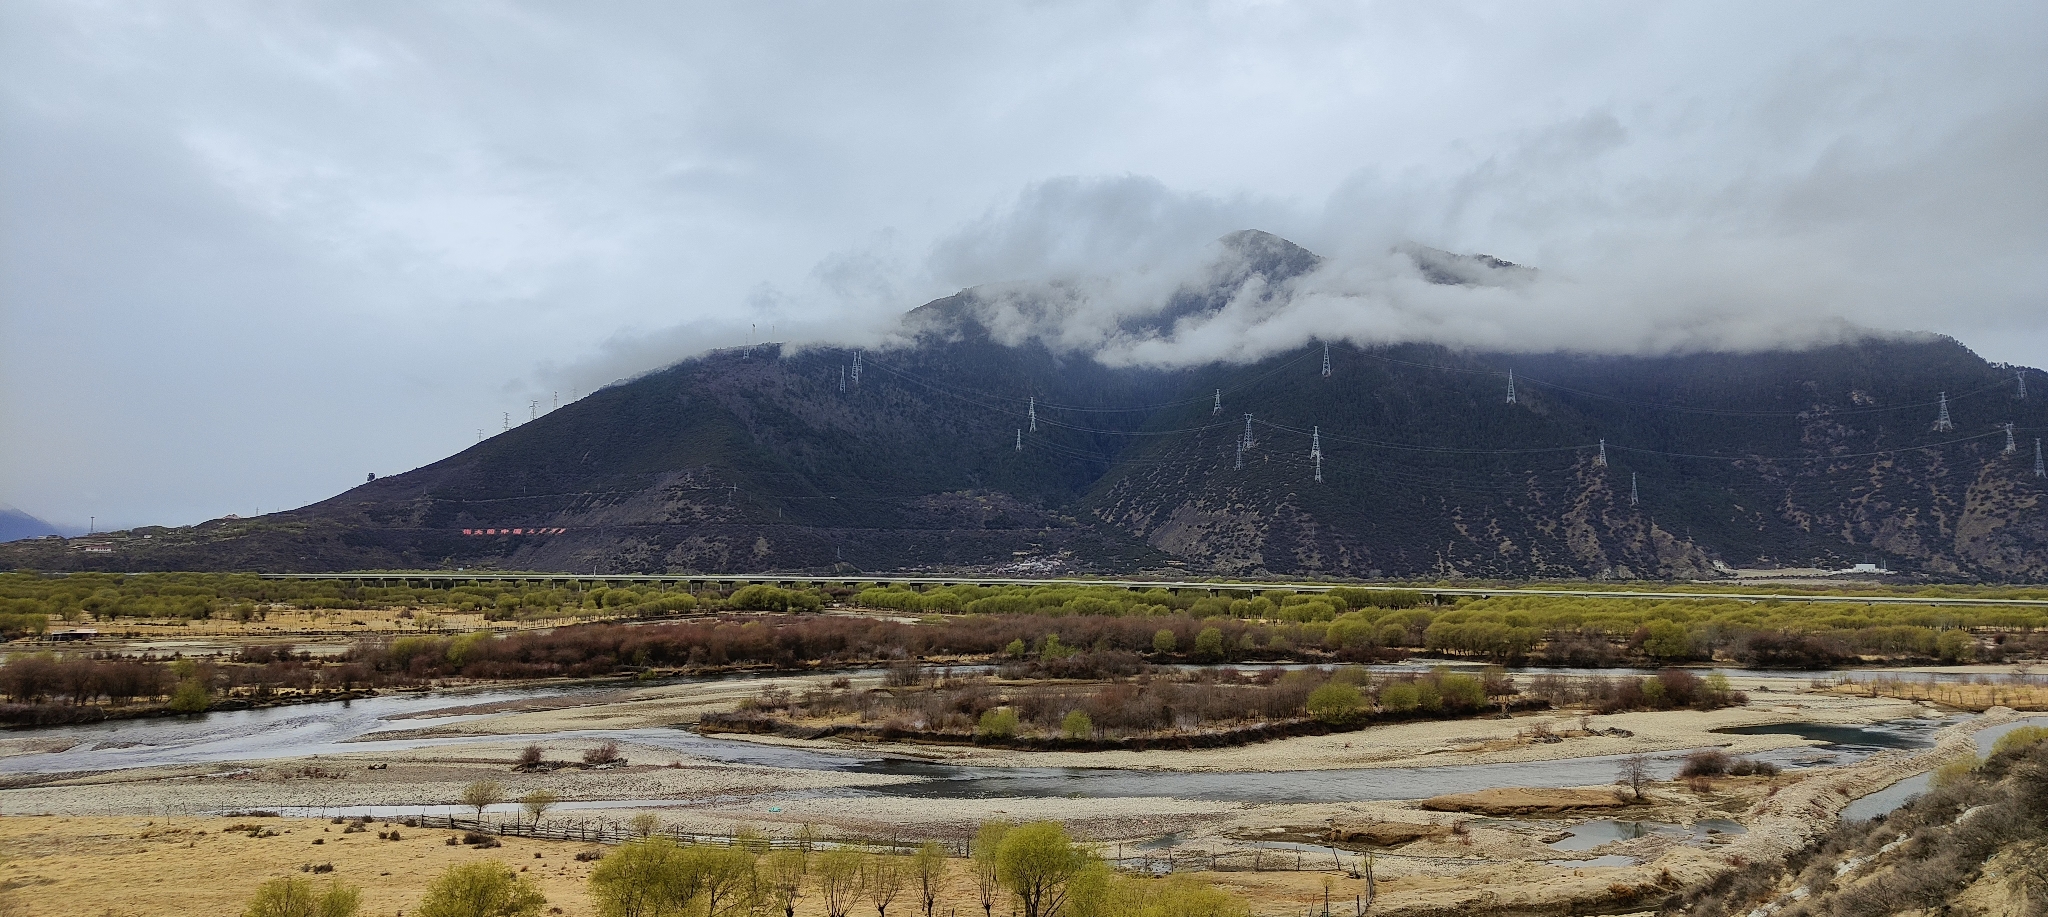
[415,862,546,917]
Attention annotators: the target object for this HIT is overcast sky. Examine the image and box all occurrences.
[4,2,2044,531]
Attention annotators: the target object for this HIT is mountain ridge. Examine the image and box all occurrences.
[6,233,2044,580]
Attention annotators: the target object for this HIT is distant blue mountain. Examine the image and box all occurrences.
[0,506,63,543]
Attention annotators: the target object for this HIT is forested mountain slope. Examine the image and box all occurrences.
[8,233,2045,579]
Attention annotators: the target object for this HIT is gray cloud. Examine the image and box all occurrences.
[3,1,2044,529]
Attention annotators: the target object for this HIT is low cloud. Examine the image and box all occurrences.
[7,2,2044,528]
[884,81,2046,369]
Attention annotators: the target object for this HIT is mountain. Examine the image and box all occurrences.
[6,232,2046,580]
[0,506,64,544]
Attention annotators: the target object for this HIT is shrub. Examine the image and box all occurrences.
[169,678,210,713]
[884,662,924,687]
[1935,629,1975,663]
[583,741,624,766]
[978,708,1019,739]
[1193,627,1226,661]
[1152,629,1176,654]
[1931,756,1979,789]
[1735,631,1850,669]
[242,876,360,917]
[1437,673,1486,711]
[729,585,818,613]
[1306,682,1362,725]
[1060,710,1092,740]
[1991,725,2048,757]
[1380,682,1421,713]
[587,838,684,916]
[1726,758,1781,777]
[413,862,546,917]
[1679,750,1733,778]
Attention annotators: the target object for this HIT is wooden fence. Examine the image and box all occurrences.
[216,809,1350,875]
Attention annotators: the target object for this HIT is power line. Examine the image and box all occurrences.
[1355,349,2016,418]
[859,347,1318,413]
[869,344,2037,474]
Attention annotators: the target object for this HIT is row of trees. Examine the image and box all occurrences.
[0,653,213,713]
[726,662,1741,743]
[241,821,1247,917]
[852,584,1424,619]
[12,571,2041,669]
[0,572,831,625]
[853,584,2043,666]
[0,614,1308,715]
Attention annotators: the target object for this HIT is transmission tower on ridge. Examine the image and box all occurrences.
[1213,389,1222,415]
[2037,438,2045,478]
[2020,371,2029,400]
[1028,396,1037,432]
[2006,423,2019,455]
[1934,392,1954,432]
[1015,429,1022,452]
[1506,369,1517,405]
[1322,343,1332,378]
[1234,439,1244,470]
[1243,413,1255,449]
[1311,426,1323,483]
[851,351,862,385]
[1630,472,1639,507]
[1595,439,1607,467]
[839,366,846,394]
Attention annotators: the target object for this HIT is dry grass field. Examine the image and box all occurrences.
[0,815,1366,917]
[0,815,603,917]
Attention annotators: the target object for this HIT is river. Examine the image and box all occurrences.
[5,672,2011,813]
